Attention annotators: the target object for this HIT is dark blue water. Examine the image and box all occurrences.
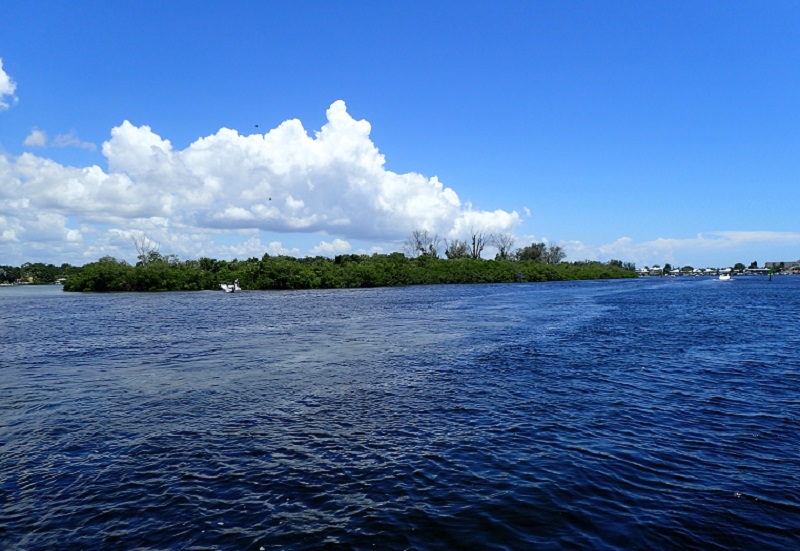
[2,277,799,550]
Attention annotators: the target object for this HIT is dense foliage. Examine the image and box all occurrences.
[58,252,636,292]
[1,262,74,284]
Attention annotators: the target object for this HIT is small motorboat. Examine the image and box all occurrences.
[220,279,241,293]
[718,273,731,281]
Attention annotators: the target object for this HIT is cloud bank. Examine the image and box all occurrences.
[1,100,520,263]
[560,231,800,267]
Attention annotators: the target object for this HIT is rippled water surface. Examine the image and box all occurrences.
[2,278,799,550]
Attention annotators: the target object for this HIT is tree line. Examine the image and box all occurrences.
[0,262,73,285]
[3,232,637,292]
[60,255,634,295]
[403,230,568,263]
[643,261,758,275]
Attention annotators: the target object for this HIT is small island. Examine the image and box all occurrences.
[1,237,638,292]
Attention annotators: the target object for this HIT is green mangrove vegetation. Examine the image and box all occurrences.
[53,250,636,293]
[2,233,637,293]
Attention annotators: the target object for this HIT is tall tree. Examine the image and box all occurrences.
[515,242,547,262]
[403,230,441,259]
[470,230,490,259]
[132,233,160,266]
[544,245,566,264]
[492,233,515,260]
[445,239,470,259]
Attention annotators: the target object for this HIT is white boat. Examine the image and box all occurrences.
[220,279,241,293]
[718,273,731,281]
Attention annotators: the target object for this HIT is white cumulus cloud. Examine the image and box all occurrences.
[24,129,48,147]
[0,100,520,264]
[265,241,300,256]
[0,57,17,110]
[310,238,352,257]
[92,100,521,238]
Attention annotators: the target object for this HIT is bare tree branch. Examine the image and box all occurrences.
[492,233,515,260]
[131,233,160,266]
[470,230,491,259]
[404,230,441,259]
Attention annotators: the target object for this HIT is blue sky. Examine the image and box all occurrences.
[1,1,799,268]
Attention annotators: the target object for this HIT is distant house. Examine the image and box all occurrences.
[765,260,800,270]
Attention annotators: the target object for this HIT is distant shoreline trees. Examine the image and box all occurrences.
[0,262,75,285]
[1,231,642,292]
[53,252,636,292]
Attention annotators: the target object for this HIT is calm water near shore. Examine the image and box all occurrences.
[2,277,799,550]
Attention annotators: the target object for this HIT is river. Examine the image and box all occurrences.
[1,277,798,549]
